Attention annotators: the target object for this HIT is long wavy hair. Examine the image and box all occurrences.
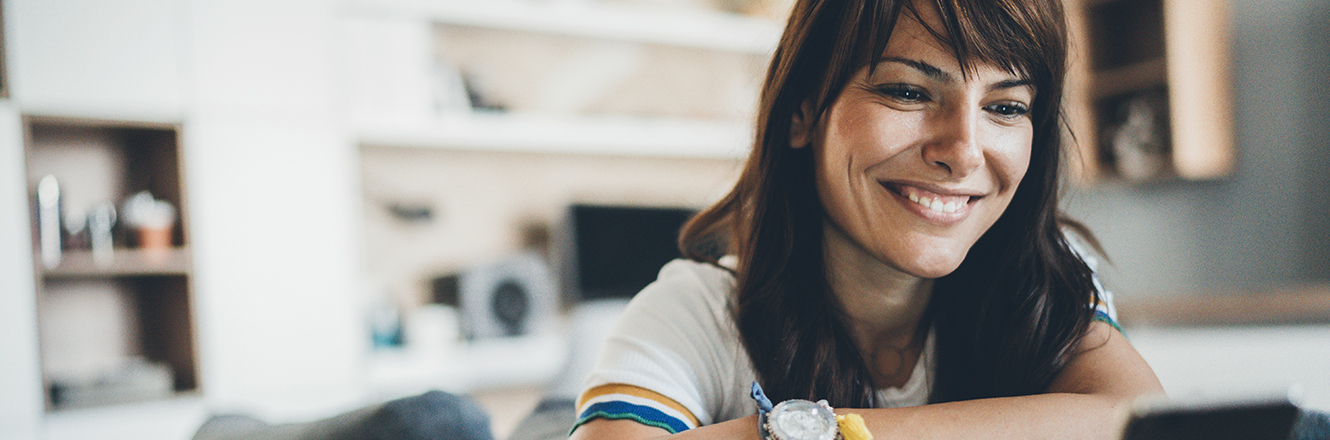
[678,0,1103,406]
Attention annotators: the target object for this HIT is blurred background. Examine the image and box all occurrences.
[1,0,1327,439]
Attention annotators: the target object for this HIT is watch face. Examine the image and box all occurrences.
[768,399,838,440]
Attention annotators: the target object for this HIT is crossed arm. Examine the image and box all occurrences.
[570,320,1165,440]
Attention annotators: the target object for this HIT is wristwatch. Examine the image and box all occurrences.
[751,382,841,440]
[766,399,840,440]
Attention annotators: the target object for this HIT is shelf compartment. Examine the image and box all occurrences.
[38,275,198,411]
[1064,0,1235,183]
[23,115,198,413]
[1088,0,1165,71]
[23,116,189,248]
[1092,57,1167,99]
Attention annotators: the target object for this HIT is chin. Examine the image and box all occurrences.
[895,247,969,280]
[906,262,963,280]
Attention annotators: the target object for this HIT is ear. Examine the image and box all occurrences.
[789,99,817,149]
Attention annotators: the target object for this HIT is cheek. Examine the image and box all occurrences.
[987,127,1034,188]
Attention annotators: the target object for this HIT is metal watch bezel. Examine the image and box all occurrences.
[763,399,840,440]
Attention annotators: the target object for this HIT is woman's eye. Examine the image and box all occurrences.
[877,85,928,102]
[985,102,1030,117]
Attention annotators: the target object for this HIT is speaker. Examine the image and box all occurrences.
[456,251,557,340]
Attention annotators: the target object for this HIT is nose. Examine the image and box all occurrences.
[921,106,984,178]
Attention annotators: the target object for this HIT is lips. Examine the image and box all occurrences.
[880,182,984,215]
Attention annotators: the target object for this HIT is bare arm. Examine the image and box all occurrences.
[571,321,1164,440]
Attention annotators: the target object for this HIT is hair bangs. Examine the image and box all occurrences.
[888,0,1066,87]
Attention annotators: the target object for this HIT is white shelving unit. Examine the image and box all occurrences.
[1,1,778,438]
[342,0,778,158]
[356,112,752,158]
[344,0,783,54]
[367,332,569,400]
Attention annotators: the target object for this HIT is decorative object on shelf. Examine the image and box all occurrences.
[37,175,63,269]
[433,58,472,115]
[121,190,176,250]
[47,357,174,410]
[404,303,461,353]
[369,299,405,349]
[62,205,88,250]
[385,200,436,224]
[457,251,557,339]
[88,202,117,266]
[1103,88,1171,182]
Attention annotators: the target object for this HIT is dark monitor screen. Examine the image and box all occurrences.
[568,204,696,301]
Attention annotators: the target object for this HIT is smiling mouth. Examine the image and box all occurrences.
[882,182,982,214]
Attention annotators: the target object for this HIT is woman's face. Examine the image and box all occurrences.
[797,7,1035,280]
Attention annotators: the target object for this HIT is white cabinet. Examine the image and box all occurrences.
[5,0,187,119]
[0,102,44,440]
[184,0,367,420]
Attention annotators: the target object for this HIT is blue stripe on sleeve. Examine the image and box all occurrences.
[572,400,691,434]
[1093,309,1124,334]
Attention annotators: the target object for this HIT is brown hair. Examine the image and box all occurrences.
[679,0,1102,406]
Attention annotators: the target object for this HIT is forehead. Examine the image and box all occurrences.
[872,2,1026,81]
[883,3,956,65]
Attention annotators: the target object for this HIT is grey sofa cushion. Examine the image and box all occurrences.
[193,391,493,440]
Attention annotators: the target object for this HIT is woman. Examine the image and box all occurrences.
[570,0,1164,438]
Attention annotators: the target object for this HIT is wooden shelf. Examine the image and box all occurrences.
[39,248,192,278]
[1064,0,1234,183]
[356,113,752,158]
[24,116,198,413]
[1093,57,1167,99]
[1118,284,1330,328]
[368,332,568,395]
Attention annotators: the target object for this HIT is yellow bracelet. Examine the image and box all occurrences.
[836,413,874,440]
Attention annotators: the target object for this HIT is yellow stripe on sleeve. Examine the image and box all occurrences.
[577,383,702,428]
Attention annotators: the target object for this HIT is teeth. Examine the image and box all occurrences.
[904,188,968,213]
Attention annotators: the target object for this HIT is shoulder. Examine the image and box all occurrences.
[582,259,752,426]
[1062,229,1121,328]
[628,259,736,320]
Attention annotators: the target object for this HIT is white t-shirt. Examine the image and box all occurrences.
[574,241,1116,434]
[576,259,936,432]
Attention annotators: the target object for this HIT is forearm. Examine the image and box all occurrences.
[584,392,1135,440]
[852,392,1131,440]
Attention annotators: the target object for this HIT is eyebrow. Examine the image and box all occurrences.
[988,78,1036,93]
[880,57,951,82]
[878,57,1035,92]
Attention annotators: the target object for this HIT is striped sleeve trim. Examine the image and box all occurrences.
[572,384,700,434]
[1093,309,1124,334]
[573,401,690,434]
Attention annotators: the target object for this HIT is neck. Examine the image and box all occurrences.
[823,223,933,386]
